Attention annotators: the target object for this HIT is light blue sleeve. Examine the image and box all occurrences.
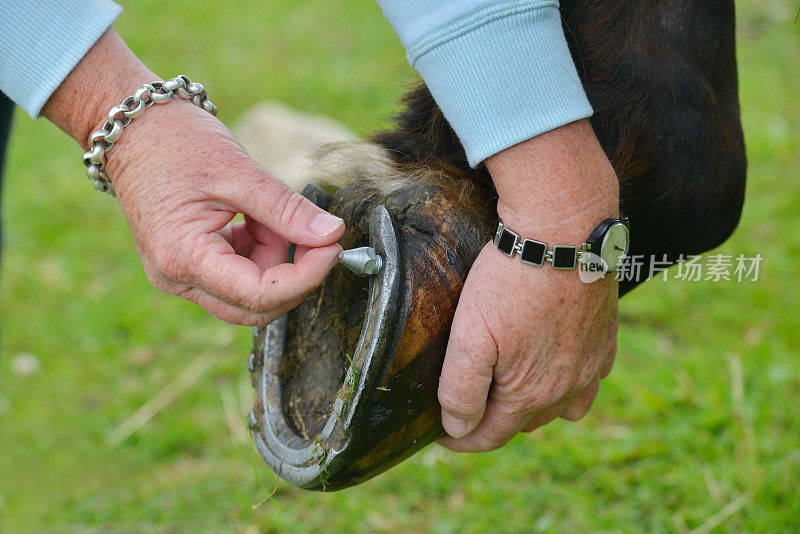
[0,0,122,119]
[376,0,592,167]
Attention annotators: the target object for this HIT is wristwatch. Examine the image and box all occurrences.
[493,217,630,273]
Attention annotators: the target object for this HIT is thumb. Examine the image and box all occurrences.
[438,305,497,439]
[219,169,344,247]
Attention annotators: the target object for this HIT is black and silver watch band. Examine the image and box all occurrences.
[493,221,588,270]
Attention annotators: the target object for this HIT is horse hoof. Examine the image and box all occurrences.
[248,150,493,490]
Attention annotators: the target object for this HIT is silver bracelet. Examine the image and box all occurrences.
[81,75,217,197]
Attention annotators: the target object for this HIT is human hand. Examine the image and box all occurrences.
[42,29,344,325]
[104,98,344,325]
[438,119,620,451]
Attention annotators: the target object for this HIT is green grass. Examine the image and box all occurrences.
[1,0,798,532]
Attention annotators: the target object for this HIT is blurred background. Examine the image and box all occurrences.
[1,0,798,531]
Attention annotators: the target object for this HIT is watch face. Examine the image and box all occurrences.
[600,222,630,271]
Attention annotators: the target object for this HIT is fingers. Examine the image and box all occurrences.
[600,323,618,379]
[292,245,311,264]
[521,398,571,432]
[218,221,258,258]
[215,169,345,248]
[440,375,601,450]
[151,238,339,325]
[242,216,291,270]
[218,220,290,270]
[600,349,616,379]
[559,378,601,421]
[193,238,341,312]
[149,224,340,319]
[519,376,600,432]
[161,212,336,324]
[438,306,497,439]
[175,286,299,326]
[438,397,530,452]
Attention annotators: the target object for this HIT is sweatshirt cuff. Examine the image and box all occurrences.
[407,3,592,167]
[0,0,123,119]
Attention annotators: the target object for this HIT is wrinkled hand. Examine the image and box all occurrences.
[437,119,620,451]
[438,242,618,451]
[41,30,344,326]
[104,99,344,325]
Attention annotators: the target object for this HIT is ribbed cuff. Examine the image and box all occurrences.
[0,0,123,118]
[408,3,592,167]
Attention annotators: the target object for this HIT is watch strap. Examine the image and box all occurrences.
[493,221,589,270]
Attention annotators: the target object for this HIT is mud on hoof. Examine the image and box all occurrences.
[248,144,494,490]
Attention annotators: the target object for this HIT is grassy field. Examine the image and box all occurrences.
[1,0,798,532]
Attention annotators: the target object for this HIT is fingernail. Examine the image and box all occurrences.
[309,213,344,236]
[441,409,471,438]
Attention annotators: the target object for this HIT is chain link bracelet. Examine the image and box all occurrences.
[81,75,217,197]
